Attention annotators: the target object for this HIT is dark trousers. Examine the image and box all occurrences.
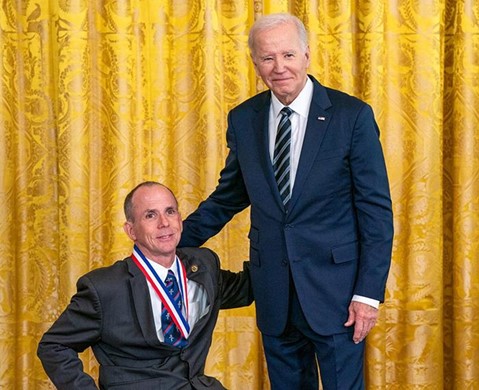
[261,281,365,390]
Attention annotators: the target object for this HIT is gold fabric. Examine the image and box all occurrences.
[1,0,478,389]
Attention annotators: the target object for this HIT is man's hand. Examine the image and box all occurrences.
[344,301,378,344]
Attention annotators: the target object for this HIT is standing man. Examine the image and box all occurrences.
[38,181,252,390]
[180,13,393,390]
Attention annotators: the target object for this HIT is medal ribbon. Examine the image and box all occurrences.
[131,245,190,339]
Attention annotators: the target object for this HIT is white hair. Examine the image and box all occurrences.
[248,13,309,57]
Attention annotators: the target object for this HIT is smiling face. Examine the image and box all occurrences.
[251,21,310,106]
[123,184,182,267]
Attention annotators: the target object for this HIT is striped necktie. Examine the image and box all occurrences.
[273,107,293,208]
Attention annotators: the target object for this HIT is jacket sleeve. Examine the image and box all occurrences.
[180,111,251,248]
[349,103,394,301]
[219,261,254,309]
[37,275,102,390]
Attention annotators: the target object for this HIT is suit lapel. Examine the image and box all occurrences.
[185,265,210,302]
[289,78,333,214]
[127,258,163,348]
[181,257,212,338]
[253,92,291,210]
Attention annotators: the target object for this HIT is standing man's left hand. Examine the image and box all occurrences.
[344,301,378,344]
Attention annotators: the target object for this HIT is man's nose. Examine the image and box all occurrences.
[273,58,285,72]
[157,214,170,227]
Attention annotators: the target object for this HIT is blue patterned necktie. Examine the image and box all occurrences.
[161,270,187,347]
[273,107,293,207]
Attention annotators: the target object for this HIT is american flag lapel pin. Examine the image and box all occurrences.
[317,116,326,121]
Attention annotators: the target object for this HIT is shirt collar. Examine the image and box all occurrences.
[147,255,179,281]
[271,77,313,119]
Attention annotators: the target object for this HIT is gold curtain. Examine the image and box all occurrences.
[1,0,478,389]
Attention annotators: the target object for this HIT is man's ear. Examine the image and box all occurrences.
[305,45,311,65]
[123,221,136,241]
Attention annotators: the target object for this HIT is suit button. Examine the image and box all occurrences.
[281,260,288,266]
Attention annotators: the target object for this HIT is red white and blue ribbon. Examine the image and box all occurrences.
[131,245,190,339]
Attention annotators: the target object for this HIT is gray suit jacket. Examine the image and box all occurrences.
[37,247,252,389]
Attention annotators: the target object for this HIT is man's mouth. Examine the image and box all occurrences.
[157,233,174,240]
[273,77,291,83]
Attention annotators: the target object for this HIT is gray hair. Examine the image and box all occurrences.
[248,13,309,57]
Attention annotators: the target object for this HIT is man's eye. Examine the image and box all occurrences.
[146,213,155,219]
[167,209,177,215]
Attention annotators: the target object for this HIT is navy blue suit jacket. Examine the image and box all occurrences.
[181,75,393,337]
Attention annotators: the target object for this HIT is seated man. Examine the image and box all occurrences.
[37,181,253,390]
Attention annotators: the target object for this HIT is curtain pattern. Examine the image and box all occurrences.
[1,0,478,389]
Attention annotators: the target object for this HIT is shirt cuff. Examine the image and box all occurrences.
[352,295,380,309]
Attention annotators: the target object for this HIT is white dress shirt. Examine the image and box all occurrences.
[268,78,313,190]
[268,78,379,309]
[145,257,209,341]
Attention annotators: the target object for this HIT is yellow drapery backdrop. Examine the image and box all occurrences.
[1,0,478,389]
